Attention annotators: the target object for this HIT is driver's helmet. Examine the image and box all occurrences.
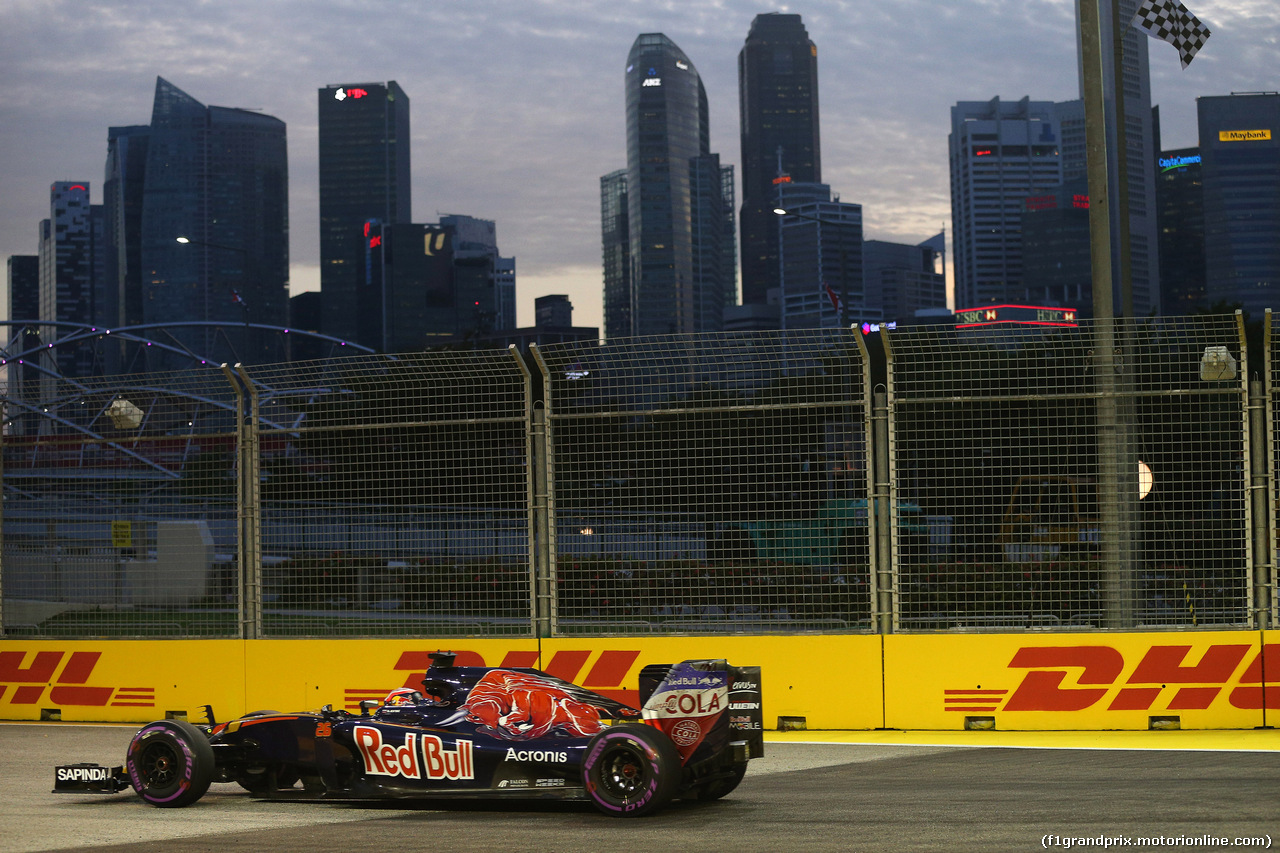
[383,688,422,707]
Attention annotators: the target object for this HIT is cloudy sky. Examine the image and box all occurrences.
[1,0,1275,331]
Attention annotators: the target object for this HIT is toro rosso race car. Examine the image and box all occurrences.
[54,654,764,817]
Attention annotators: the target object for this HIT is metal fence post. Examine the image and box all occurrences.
[236,366,263,640]
[511,344,549,639]
[1250,378,1272,631]
[1097,318,1136,629]
[221,364,261,639]
[1248,310,1270,630]
[528,345,556,638]
[873,389,893,634]
[1266,310,1277,629]
[856,329,890,634]
[0,422,5,634]
[530,406,552,638]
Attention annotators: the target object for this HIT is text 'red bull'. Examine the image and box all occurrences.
[353,726,474,781]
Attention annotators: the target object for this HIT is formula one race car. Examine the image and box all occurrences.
[54,654,764,817]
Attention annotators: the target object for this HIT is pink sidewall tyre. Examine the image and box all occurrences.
[581,723,681,817]
[126,719,215,807]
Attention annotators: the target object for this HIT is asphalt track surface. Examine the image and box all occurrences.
[4,725,1278,853]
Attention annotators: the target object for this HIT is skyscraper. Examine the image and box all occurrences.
[38,181,104,379]
[103,124,150,372]
[864,235,948,325]
[618,33,733,337]
[1155,146,1205,314]
[6,254,40,434]
[103,125,150,332]
[949,97,1065,308]
[138,77,288,368]
[600,169,631,339]
[6,255,38,331]
[738,13,821,309]
[318,82,411,349]
[776,186,862,329]
[1197,92,1280,318]
[1021,179,1093,311]
[364,215,511,351]
[1076,0,1161,316]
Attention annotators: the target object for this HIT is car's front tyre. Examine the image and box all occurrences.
[126,719,215,807]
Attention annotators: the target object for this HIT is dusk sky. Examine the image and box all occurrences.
[1,0,1275,331]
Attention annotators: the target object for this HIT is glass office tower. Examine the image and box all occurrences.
[738,13,821,309]
[623,33,731,336]
[1155,146,1206,315]
[318,82,411,349]
[949,97,1064,308]
[38,181,104,379]
[1197,93,1280,319]
[600,169,631,340]
[139,77,289,368]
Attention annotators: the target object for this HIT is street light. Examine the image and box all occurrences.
[773,207,854,329]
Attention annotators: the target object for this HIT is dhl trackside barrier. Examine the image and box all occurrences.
[5,632,1280,730]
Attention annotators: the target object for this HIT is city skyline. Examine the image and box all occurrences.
[1,0,1275,333]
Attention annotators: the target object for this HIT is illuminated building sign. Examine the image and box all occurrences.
[772,175,793,185]
[675,61,689,70]
[642,78,662,87]
[334,87,370,101]
[1024,194,1088,211]
[973,148,993,157]
[423,230,447,256]
[954,304,1078,329]
[1218,129,1271,142]
[1158,154,1201,172]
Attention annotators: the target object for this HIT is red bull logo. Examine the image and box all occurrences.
[353,725,473,781]
[944,643,1280,713]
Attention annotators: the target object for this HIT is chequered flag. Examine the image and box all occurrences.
[1130,0,1211,68]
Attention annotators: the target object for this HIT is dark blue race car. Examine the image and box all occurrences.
[54,653,764,817]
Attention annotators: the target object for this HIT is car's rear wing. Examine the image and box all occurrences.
[638,659,764,762]
[726,664,765,759]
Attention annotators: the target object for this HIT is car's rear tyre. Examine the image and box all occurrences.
[691,760,748,800]
[582,724,680,817]
[126,720,215,807]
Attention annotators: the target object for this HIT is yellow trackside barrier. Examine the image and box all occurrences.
[0,640,245,724]
[883,631,1277,730]
[2,632,1277,730]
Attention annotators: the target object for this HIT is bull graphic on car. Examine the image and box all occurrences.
[443,669,619,739]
